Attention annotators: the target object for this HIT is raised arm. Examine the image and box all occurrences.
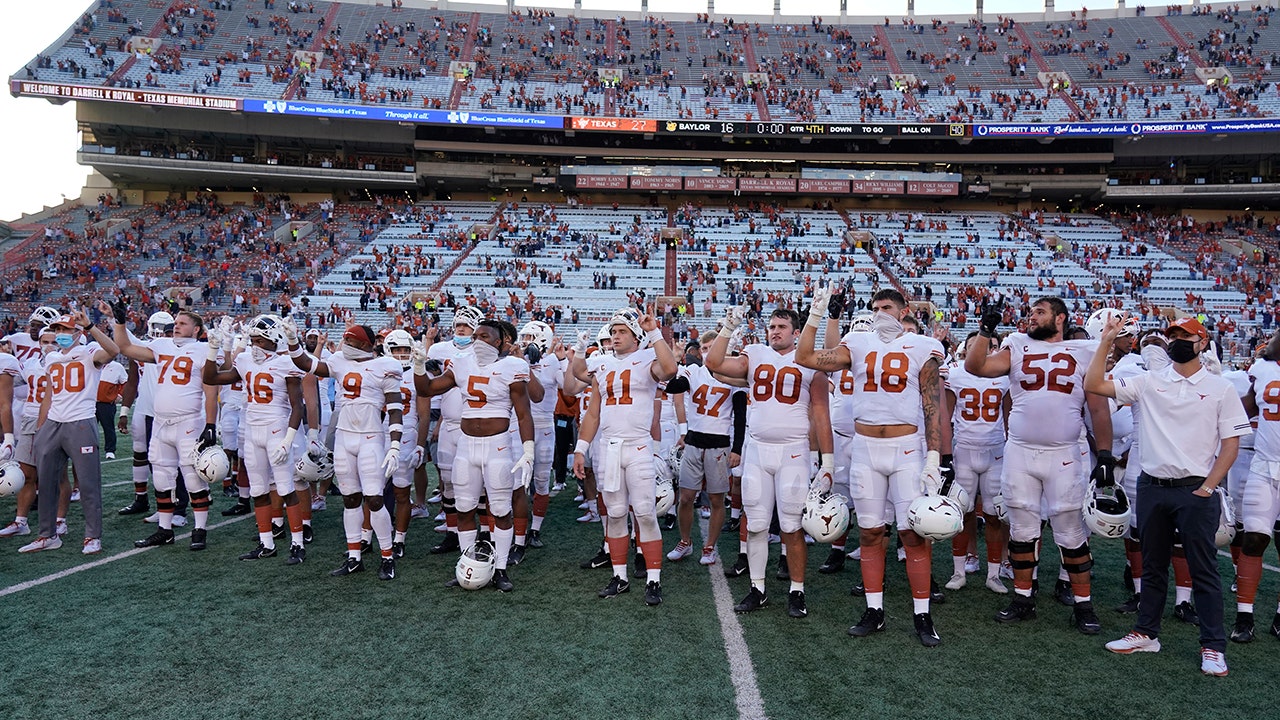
[796,287,852,371]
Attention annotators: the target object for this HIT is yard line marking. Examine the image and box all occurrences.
[0,514,254,598]
[699,518,767,720]
[1219,549,1280,574]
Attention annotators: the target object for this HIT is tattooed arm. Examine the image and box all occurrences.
[920,357,942,453]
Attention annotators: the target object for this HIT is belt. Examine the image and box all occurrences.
[1138,472,1204,488]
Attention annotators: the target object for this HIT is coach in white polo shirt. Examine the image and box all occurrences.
[1085,315,1249,677]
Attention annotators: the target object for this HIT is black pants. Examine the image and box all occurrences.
[553,417,575,484]
[1134,478,1226,651]
[95,401,117,454]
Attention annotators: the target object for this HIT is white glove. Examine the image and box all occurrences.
[512,440,535,487]
[718,305,745,337]
[206,330,222,359]
[920,450,942,495]
[280,317,299,346]
[0,433,14,463]
[232,333,248,354]
[812,453,834,493]
[270,427,297,466]
[576,329,590,354]
[409,444,426,468]
[410,341,428,375]
[306,428,327,458]
[382,440,401,478]
[1201,342,1222,376]
[808,286,832,326]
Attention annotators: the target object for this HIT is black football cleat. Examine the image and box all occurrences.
[188,528,207,551]
[580,548,611,570]
[661,513,677,531]
[724,553,748,578]
[775,558,790,581]
[996,595,1037,624]
[721,516,740,533]
[239,542,277,561]
[914,612,942,647]
[527,529,544,548]
[818,548,845,574]
[271,523,286,539]
[644,580,663,606]
[1231,612,1255,643]
[632,552,647,579]
[221,499,250,517]
[392,541,406,559]
[1071,601,1102,635]
[847,607,886,637]
[359,539,372,554]
[118,497,150,516]
[930,577,946,604]
[787,590,808,618]
[1115,593,1141,614]
[492,569,514,592]
[598,576,630,599]
[1054,579,1075,607]
[135,528,175,548]
[734,587,768,614]
[286,544,306,565]
[509,544,526,566]
[1269,613,1280,639]
[429,533,460,555]
[378,557,397,581]
[302,524,314,545]
[1173,601,1199,625]
[330,556,365,577]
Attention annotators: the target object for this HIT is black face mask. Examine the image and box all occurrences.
[1167,338,1199,364]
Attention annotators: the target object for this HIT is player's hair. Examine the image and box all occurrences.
[902,314,922,331]
[479,319,516,345]
[1065,326,1089,340]
[770,308,800,330]
[176,310,203,330]
[871,288,908,308]
[699,331,717,345]
[1033,296,1069,324]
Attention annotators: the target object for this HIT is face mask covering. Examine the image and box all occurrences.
[55,334,75,350]
[473,341,499,367]
[343,345,374,362]
[1140,344,1171,372]
[871,311,903,343]
[453,335,473,349]
[250,346,270,364]
[1167,338,1199,365]
[172,336,195,347]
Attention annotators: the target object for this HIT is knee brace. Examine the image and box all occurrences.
[342,493,364,509]
[1242,531,1271,557]
[1060,543,1094,575]
[1007,539,1038,571]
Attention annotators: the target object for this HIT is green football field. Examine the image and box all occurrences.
[1,455,1277,720]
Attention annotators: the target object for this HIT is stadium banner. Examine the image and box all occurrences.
[684,177,738,192]
[850,179,906,195]
[906,180,960,196]
[656,119,963,137]
[11,80,240,111]
[738,177,798,192]
[797,178,851,193]
[567,116,658,132]
[241,99,559,128]
[630,176,684,190]
[576,175,629,189]
[972,119,1280,138]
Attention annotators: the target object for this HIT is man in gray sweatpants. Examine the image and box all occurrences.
[20,312,120,555]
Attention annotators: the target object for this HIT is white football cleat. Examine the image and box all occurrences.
[945,571,966,591]
[82,538,102,555]
[985,576,1009,594]
[69,489,81,503]
[18,535,62,553]
[847,546,862,560]
[0,520,30,537]
[105,452,116,460]
[576,509,601,523]
[964,554,980,574]
[410,504,429,519]
[170,515,187,527]
[1200,648,1228,676]
[700,546,719,565]
[311,496,327,511]
[667,540,693,561]
[55,520,68,537]
[143,512,160,524]
[1105,632,1161,655]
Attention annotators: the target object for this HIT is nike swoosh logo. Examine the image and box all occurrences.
[186,429,195,434]
[632,361,643,366]
[994,456,1003,461]
[497,447,507,451]
[902,345,914,349]
[637,445,646,451]
[271,429,281,434]
[791,454,801,459]
[1062,461,1073,466]
[904,449,915,455]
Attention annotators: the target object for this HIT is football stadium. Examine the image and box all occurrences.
[2,0,1280,718]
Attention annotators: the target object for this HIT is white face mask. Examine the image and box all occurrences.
[473,341,499,367]
[172,336,195,347]
[250,346,270,364]
[1140,344,1171,372]
[871,311,903,343]
[343,345,374,362]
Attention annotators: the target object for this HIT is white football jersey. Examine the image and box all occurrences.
[147,338,209,418]
[44,344,103,423]
[1224,368,1255,450]
[389,367,422,435]
[1005,333,1098,449]
[528,356,563,426]
[743,344,820,444]
[841,331,944,427]
[945,363,1008,447]
[680,363,736,437]
[1248,360,1280,462]
[829,367,856,436]
[448,352,530,421]
[3,332,40,363]
[588,347,660,441]
[233,352,304,428]
[216,350,247,409]
[19,355,46,419]
[328,354,403,433]
[429,341,472,423]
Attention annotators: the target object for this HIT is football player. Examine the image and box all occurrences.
[203,315,307,565]
[425,307,482,555]
[289,323,405,580]
[21,312,119,555]
[108,302,218,551]
[964,297,1113,635]
[573,308,677,605]
[3,306,59,363]
[0,328,67,539]
[944,332,1011,593]
[797,288,945,645]
[418,319,536,592]
[1234,330,1280,642]
[117,311,179,518]
[817,305,865,574]
[519,321,563,550]
[711,306,833,620]
[381,329,429,559]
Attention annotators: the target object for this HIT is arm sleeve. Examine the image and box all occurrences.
[730,390,748,455]
[664,376,691,394]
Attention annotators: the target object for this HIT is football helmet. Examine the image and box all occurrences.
[247,314,287,350]
[29,306,60,327]
[849,312,875,334]
[907,494,965,542]
[1216,488,1237,548]
[519,321,554,353]
[147,311,176,339]
[596,323,612,346]
[655,476,675,516]
[1082,482,1130,539]
[194,447,231,484]
[801,484,850,543]
[0,461,24,497]
[456,540,496,590]
[453,306,484,330]
[1084,308,1138,340]
[296,451,335,483]
[383,329,415,369]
